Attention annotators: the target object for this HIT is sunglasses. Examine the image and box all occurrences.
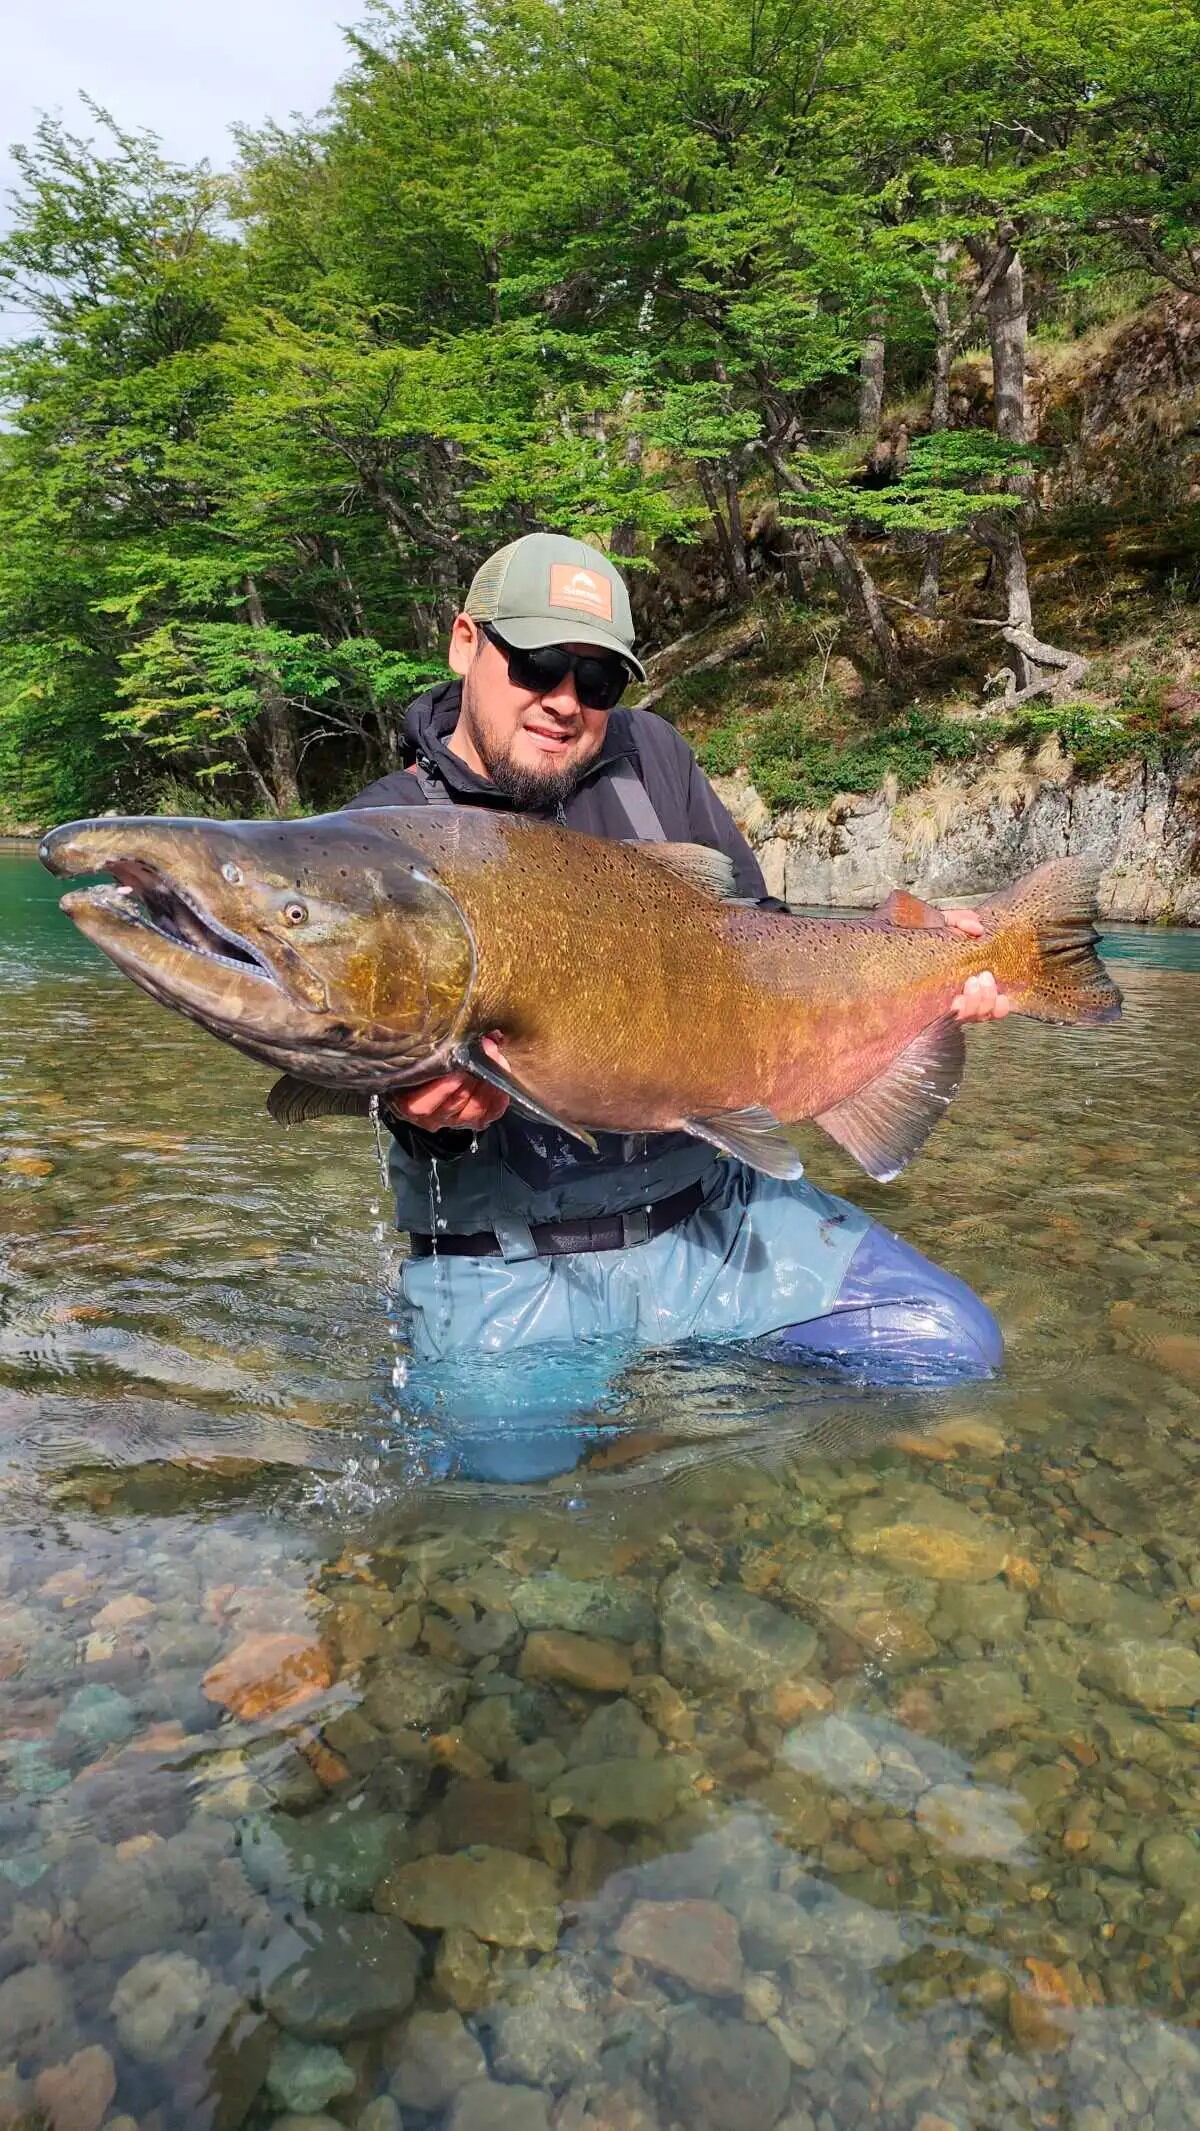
[480,621,631,712]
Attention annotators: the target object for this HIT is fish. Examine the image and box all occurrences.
[39,808,1121,1184]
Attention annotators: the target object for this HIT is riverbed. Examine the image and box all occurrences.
[2,845,1199,2131]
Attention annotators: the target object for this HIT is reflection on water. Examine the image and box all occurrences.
[3,843,1200,2131]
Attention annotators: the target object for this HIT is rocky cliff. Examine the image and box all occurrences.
[716,749,1200,921]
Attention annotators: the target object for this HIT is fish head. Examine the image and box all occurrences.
[39,813,476,1081]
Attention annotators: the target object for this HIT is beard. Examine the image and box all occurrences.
[479,746,584,811]
[463,672,589,810]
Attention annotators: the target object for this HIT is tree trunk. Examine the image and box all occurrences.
[857,311,886,436]
[242,576,301,814]
[918,239,956,615]
[968,237,1085,704]
[824,536,903,685]
[696,461,749,603]
[762,442,901,679]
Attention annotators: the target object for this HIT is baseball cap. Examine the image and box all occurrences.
[463,532,647,683]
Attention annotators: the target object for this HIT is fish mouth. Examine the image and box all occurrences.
[76,861,278,985]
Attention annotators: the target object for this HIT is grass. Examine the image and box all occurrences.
[664,521,1200,817]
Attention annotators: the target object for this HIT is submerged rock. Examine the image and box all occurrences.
[1082,1637,1200,1712]
[58,1683,137,1752]
[375,1846,560,1951]
[511,1573,655,1643]
[32,2045,116,2131]
[237,1805,409,1909]
[519,1629,633,1694]
[915,1782,1032,1862]
[266,2036,355,2114]
[615,1898,744,1995]
[445,2081,551,2131]
[478,1960,605,2086]
[110,1951,236,2063]
[659,1570,817,1691]
[362,1653,469,1733]
[843,1485,1010,1583]
[202,1631,333,1721]
[387,2008,486,2111]
[263,1910,422,2039]
[545,1756,686,1828]
[662,2009,791,2131]
[781,1717,883,1795]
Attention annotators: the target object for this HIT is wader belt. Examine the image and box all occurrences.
[408,1176,707,1260]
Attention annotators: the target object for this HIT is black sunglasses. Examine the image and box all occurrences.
[480,621,631,712]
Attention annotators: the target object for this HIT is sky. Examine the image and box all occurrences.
[2,0,362,332]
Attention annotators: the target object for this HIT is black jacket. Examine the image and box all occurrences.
[345,682,772,1230]
[346,680,770,899]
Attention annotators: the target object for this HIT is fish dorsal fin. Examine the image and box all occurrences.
[640,843,739,900]
[684,1105,805,1180]
[267,1076,374,1126]
[876,888,947,930]
[814,1015,965,1181]
[450,1043,599,1153]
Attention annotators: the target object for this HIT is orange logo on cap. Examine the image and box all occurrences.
[548,562,614,620]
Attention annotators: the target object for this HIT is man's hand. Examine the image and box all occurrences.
[383,1033,511,1134]
[942,907,1013,1025]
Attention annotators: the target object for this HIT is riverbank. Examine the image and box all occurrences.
[714,749,1200,922]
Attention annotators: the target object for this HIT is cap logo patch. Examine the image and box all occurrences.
[548,563,613,620]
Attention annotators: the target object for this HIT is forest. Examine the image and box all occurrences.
[1,0,1198,825]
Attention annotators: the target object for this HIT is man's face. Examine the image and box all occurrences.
[447,616,615,807]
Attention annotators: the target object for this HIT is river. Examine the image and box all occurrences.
[2,843,1199,2130]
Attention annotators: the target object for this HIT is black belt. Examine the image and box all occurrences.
[408,1177,708,1259]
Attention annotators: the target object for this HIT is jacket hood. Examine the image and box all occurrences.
[402,681,638,807]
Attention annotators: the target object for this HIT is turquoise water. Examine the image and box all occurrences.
[2,844,1200,2131]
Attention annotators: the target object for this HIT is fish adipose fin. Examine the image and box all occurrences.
[977,858,1122,1024]
[684,1106,805,1180]
[450,1044,600,1153]
[640,843,739,899]
[815,1014,966,1182]
[267,1076,373,1125]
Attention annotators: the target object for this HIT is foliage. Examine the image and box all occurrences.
[1,0,1199,821]
[699,704,986,810]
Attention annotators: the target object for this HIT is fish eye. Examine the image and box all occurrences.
[283,899,308,925]
[221,862,242,885]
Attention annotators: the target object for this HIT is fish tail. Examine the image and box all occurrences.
[976,858,1122,1026]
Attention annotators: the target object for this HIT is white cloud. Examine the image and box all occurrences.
[2,0,360,333]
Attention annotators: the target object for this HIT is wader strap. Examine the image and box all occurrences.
[405,760,455,804]
[607,756,667,842]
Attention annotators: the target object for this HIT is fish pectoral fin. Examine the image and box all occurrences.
[813,1014,966,1181]
[875,888,948,930]
[451,1044,599,1153]
[639,842,740,899]
[683,1106,805,1180]
[266,1076,375,1126]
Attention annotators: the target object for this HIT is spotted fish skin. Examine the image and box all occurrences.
[41,810,1121,1183]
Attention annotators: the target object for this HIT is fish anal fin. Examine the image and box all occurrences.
[684,1105,805,1180]
[451,1044,599,1152]
[267,1076,374,1126]
[814,1015,966,1181]
[876,888,947,930]
[641,843,739,899]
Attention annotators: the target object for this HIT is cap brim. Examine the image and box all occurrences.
[495,614,647,685]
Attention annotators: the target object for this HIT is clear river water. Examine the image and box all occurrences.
[2,842,1199,2131]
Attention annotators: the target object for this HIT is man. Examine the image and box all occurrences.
[348,533,1006,1480]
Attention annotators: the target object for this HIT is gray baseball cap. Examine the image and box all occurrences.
[463,532,646,683]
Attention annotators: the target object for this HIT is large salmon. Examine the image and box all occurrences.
[40,809,1120,1181]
